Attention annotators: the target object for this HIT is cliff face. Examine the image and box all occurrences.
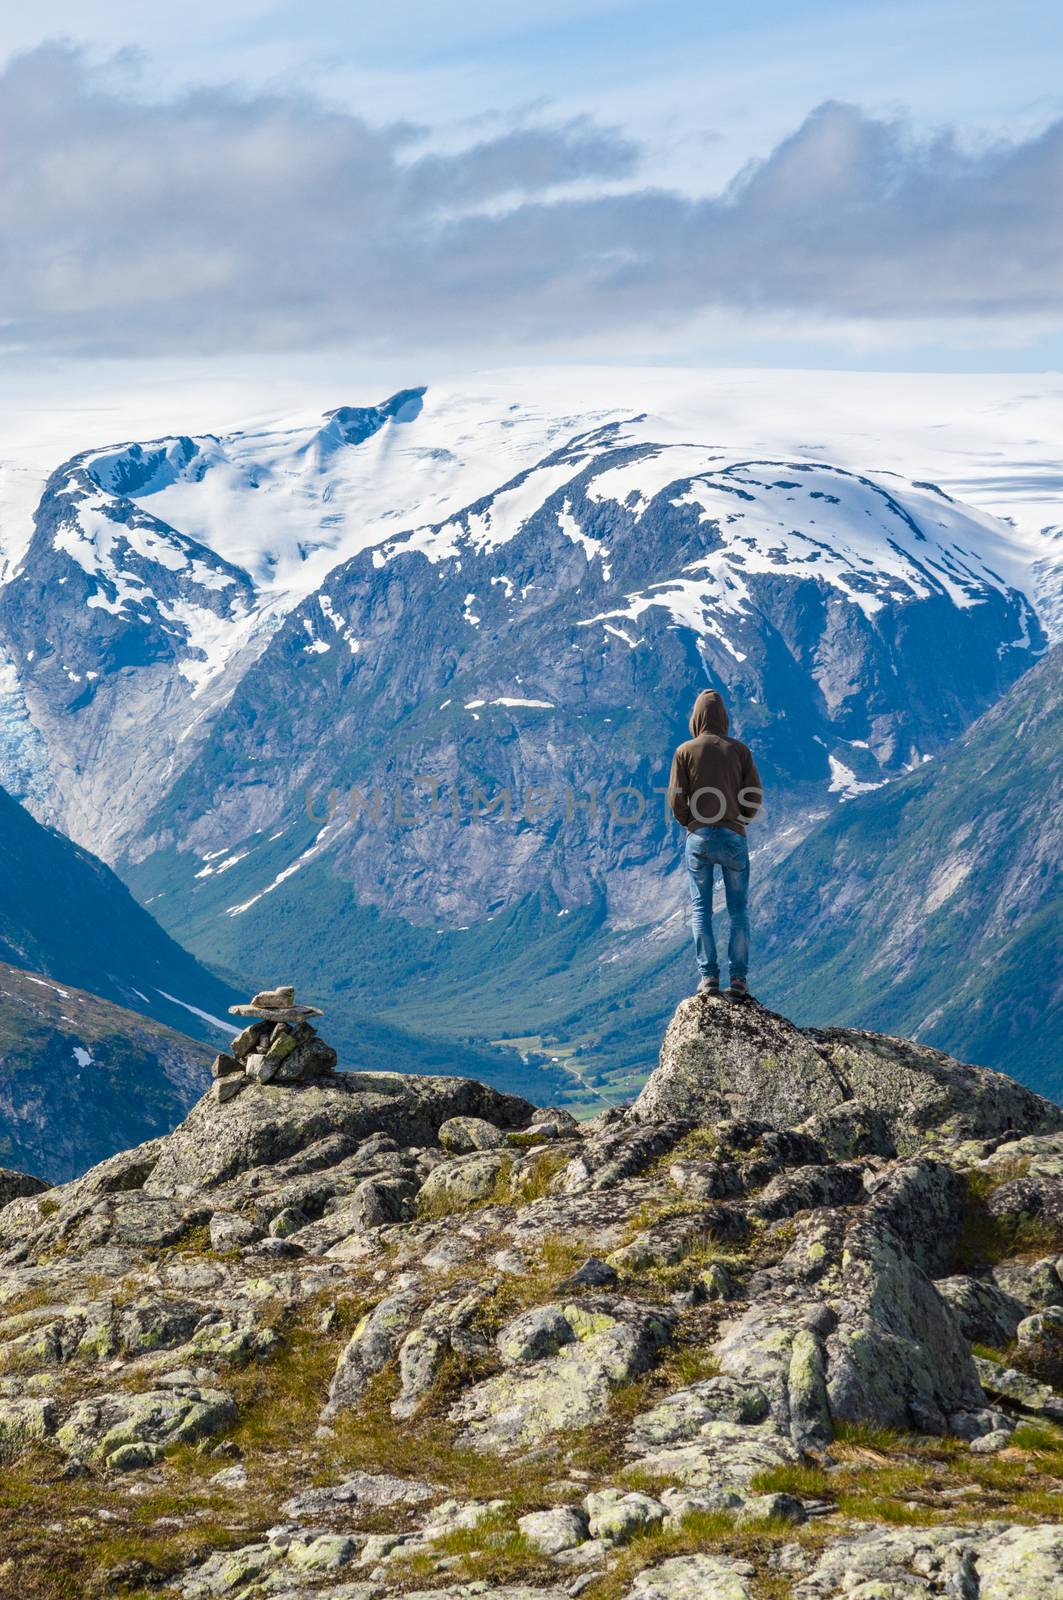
[4,996,1063,1598]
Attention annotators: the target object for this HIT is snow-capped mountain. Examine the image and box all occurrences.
[130,418,1043,914]
[0,373,1058,1100]
[0,384,635,854]
[0,380,1055,861]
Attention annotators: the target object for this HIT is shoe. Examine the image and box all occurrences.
[697,976,720,996]
[725,977,751,1001]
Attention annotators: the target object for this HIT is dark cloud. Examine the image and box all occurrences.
[1,45,1061,356]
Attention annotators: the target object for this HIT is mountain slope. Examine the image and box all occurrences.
[0,962,214,1182]
[0,781,241,1043]
[0,782,574,1118]
[754,644,1063,1090]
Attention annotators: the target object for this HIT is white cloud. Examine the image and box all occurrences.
[1,46,1062,360]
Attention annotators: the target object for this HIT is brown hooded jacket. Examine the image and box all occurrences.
[667,689,764,835]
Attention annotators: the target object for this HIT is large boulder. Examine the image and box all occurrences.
[715,1161,985,1445]
[634,998,1063,1151]
[145,1072,535,1194]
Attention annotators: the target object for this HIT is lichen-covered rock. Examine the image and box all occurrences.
[795,1102,896,1160]
[518,1506,589,1554]
[635,999,1063,1152]
[974,1354,1063,1419]
[987,1174,1063,1240]
[325,1287,422,1415]
[750,1162,867,1222]
[212,1074,247,1106]
[390,1285,494,1418]
[935,1274,1026,1346]
[0,1168,50,1207]
[994,1256,1063,1311]
[57,1384,235,1467]
[607,1205,745,1274]
[497,1304,576,1365]
[626,1552,756,1599]
[143,1074,535,1194]
[793,1521,1063,1598]
[585,1488,665,1543]
[116,1294,202,1353]
[416,1151,506,1211]
[715,1163,982,1444]
[629,1414,796,1496]
[189,1310,279,1364]
[73,1195,204,1250]
[286,1534,360,1573]
[209,1211,262,1251]
[255,1032,337,1085]
[450,1298,673,1449]
[974,1523,1063,1596]
[0,1396,56,1459]
[15,988,1063,1591]
[347,1174,418,1230]
[558,1120,692,1193]
[1017,1305,1063,1345]
[629,1378,770,1445]
[181,1532,365,1597]
[735,1492,805,1528]
[284,1470,439,1519]
[438,1116,505,1153]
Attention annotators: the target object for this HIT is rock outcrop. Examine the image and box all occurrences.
[636,994,1063,1151]
[5,988,1063,1599]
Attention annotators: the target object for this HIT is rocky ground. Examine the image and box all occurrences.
[5,992,1063,1599]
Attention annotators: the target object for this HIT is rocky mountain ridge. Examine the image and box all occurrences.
[6,991,1063,1597]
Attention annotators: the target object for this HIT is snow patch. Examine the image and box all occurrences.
[828,755,887,801]
[155,990,232,1033]
[25,975,70,999]
[557,500,611,579]
[195,850,250,879]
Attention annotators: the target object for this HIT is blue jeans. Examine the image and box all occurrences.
[684,826,750,981]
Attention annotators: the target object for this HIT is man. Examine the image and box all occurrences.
[667,688,763,1000]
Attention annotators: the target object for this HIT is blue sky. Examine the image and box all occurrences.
[2,0,1062,384]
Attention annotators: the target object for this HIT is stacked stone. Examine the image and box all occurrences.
[210,986,338,1104]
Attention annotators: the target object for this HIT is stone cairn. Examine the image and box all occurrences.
[210,985,338,1104]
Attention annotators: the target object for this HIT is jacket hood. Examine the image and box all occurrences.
[689,689,729,738]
